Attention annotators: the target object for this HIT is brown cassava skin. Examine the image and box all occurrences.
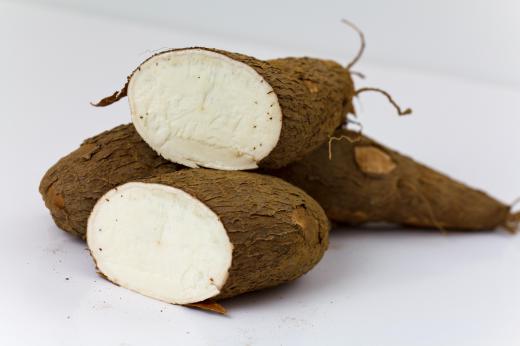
[270,128,513,231]
[140,169,329,300]
[39,124,180,238]
[94,47,355,169]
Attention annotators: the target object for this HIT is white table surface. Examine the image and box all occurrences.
[1,2,520,345]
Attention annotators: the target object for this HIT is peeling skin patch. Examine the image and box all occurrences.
[87,182,233,304]
[291,206,318,242]
[128,49,283,170]
[354,145,396,176]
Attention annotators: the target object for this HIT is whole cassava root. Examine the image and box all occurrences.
[93,47,355,170]
[39,124,181,238]
[41,125,518,235]
[87,169,329,304]
[270,128,519,232]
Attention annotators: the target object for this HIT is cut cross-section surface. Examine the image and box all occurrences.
[128,49,283,170]
[87,182,233,304]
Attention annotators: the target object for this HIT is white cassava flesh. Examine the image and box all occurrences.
[128,49,283,170]
[87,182,233,304]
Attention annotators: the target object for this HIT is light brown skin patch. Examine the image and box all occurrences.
[354,145,396,176]
[303,80,319,93]
[291,206,321,243]
[47,184,65,209]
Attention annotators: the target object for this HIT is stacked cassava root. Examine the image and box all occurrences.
[40,42,519,312]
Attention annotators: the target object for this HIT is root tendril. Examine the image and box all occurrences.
[355,87,412,116]
[342,19,366,70]
[328,132,362,160]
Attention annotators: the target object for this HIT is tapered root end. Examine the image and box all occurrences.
[91,82,128,107]
[504,211,520,234]
[185,302,227,315]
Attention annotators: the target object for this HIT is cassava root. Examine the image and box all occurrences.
[271,128,517,232]
[87,169,329,304]
[93,48,356,170]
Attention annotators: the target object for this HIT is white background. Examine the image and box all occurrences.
[17,0,520,86]
[1,1,520,345]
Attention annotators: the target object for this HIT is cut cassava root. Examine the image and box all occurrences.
[39,124,181,238]
[94,48,355,170]
[270,128,518,231]
[87,169,329,304]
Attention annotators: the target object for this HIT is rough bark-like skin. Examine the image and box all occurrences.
[143,169,329,300]
[270,128,512,231]
[39,124,180,238]
[252,54,355,168]
[95,47,355,169]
